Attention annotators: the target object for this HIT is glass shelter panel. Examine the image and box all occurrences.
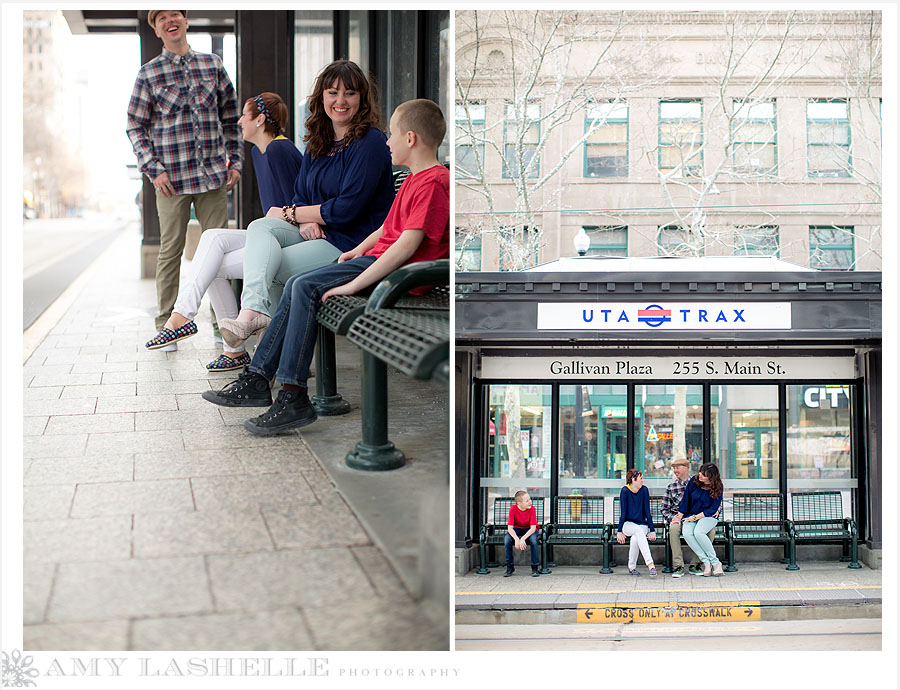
[635,385,703,491]
[710,385,779,491]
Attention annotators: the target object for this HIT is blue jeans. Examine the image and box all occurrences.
[682,517,721,566]
[248,255,377,386]
[504,528,539,566]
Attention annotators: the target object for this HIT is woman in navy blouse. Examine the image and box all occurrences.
[616,469,658,576]
[218,59,394,346]
[672,462,725,576]
[144,91,303,371]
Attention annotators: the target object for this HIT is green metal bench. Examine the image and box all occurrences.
[343,260,450,471]
[541,496,606,574]
[478,497,546,574]
[790,491,861,569]
[726,492,798,571]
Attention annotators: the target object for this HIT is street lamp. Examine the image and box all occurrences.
[573,228,590,256]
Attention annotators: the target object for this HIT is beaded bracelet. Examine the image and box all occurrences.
[282,205,291,223]
[289,204,299,226]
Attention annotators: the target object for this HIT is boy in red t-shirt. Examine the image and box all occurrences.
[504,490,540,577]
[203,99,449,434]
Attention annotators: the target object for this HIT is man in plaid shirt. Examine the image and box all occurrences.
[662,457,718,577]
[127,10,242,333]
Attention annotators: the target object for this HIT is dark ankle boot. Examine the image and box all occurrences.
[503,564,514,577]
[531,564,540,577]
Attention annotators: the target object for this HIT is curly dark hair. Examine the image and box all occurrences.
[303,60,383,159]
[695,463,723,499]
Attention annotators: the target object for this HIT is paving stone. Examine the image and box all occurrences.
[24,562,56,624]
[101,370,174,384]
[137,379,212,396]
[43,350,109,365]
[106,350,160,363]
[176,393,214,410]
[797,588,866,605]
[134,449,243,480]
[24,397,97,417]
[71,478,194,517]
[492,593,558,609]
[860,587,882,603]
[25,455,134,486]
[24,434,88,459]
[24,416,49,435]
[350,545,410,598]
[304,597,447,651]
[235,446,318,474]
[61,383,136,399]
[44,413,135,436]
[208,548,376,610]
[133,509,274,558]
[24,516,133,563]
[131,609,315,651]
[24,620,130,651]
[30,372,102,387]
[297,465,341,504]
[85,429,185,456]
[192,473,318,512]
[188,426,302,451]
[95,395,179,415]
[24,485,75,520]
[47,557,212,622]
[614,590,679,604]
[133,407,224,432]
[263,502,371,549]
[552,592,619,607]
[70,361,139,374]
[455,594,500,610]
[24,386,64,400]
[24,363,74,377]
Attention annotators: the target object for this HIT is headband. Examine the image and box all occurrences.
[253,95,282,133]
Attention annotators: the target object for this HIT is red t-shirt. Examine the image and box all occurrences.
[365,164,449,264]
[507,504,537,530]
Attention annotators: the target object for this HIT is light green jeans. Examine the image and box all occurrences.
[240,217,342,315]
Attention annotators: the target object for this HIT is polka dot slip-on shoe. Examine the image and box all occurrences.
[206,352,251,371]
[145,321,198,350]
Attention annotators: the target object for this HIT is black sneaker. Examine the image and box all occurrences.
[503,565,514,577]
[243,388,317,436]
[531,565,540,577]
[202,369,272,407]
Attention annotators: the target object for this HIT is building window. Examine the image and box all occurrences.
[807,100,850,177]
[658,225,704,257]
[584,102,628,177]
[456,232,482,271]
[732,100,776,175]
[809,226,854,269]
[455,101,485,180]
[503,102,540,179]
[498,226,539,270]
[734,226,779,257]
[659,100,702,177]
[583,225,627,257]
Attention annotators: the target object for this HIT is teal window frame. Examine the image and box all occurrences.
[734,226,780,257]
[658,100,703,177]
[583,225,628,257]
[809,226,855,270]
[658,225,704,257]
[584,102,628,178]
[807,99,851,178]
[503,102,540,179]
[455,232,482,272]
[731,100,777,175]
[455,101,486,180]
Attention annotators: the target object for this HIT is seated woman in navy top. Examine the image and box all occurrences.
[144,91,303,371]
[218,59,394,347]
[616,469,658,576]
[672,462,725,577]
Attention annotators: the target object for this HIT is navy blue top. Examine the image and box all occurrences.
[291,127,394,252]
[618,486,654,533]
[251,136,304,211]
[678,476,723,518]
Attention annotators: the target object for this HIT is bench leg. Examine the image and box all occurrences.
[725,536,737,572]
[311,327,352,416]
[346,352,405,471]
[476,539,490,574]
[600,540,612,574]
[540,540,551,574]
[848,535,862,569]
[487,544,499,568]
[663,537,673,573]
[547,544,557,568]
[785,538,799,570]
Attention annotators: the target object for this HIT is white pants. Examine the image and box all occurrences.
[621,521,653,569]
[172,228,246,354]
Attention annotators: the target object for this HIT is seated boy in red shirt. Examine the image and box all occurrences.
[202,99,449,435]
[504,490,541,577]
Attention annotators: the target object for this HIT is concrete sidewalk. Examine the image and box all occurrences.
[23,229,448,651]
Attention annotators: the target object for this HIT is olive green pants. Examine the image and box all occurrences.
[154,185,227,329]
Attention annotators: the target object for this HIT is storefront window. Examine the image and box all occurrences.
[635,384,703,482]
[481,385,551,519]
[559,385,627,483]
[711,385,779,489]
[787,384,853,483]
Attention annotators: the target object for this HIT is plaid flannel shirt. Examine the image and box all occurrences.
[661,477,688,524]
[126,48,242,195]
